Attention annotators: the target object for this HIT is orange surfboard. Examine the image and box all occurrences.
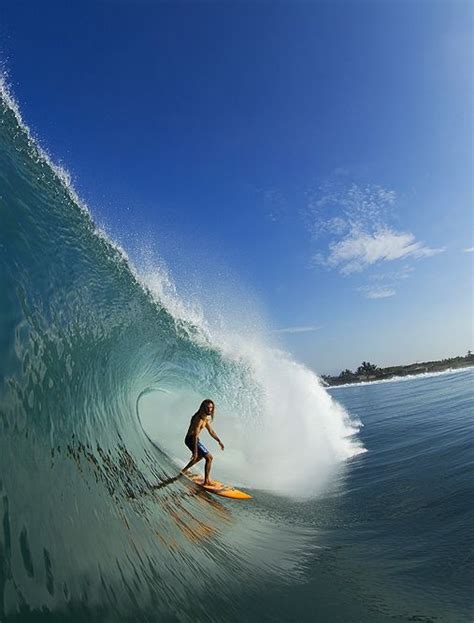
[185,472,252,500]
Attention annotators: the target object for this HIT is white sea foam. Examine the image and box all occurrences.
[138,258,365,499]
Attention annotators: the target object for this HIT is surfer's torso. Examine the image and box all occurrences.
[185,413,210,440]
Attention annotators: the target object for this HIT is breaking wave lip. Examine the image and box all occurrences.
[327,366,473,389]
[0,72,364,498]
[0,73,366,620]
[0,74,143,286]
[0,71,365,500]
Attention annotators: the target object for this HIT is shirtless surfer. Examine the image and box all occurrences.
[181,399,224,485]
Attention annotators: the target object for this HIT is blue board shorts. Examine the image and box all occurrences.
[185,436,209,458]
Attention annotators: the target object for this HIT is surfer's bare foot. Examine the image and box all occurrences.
[203,480,217,486]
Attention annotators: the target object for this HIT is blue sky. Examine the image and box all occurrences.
[1,1,472,375]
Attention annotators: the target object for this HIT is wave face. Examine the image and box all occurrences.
[0,83,362,621]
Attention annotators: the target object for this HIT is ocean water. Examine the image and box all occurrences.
[1,81,473,622]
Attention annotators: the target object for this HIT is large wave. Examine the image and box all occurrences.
[0,80,363,621]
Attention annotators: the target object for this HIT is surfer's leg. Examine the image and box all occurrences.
[181,455,203,473]
[182,436,205,474]
[203,453,214,485]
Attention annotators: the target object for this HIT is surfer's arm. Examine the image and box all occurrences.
[206,422,224,450]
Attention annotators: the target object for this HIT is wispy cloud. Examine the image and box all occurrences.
[272,325,321,334]
[357,286,396,299]
[307,183,444,275]
[356,265,413,300]
[369,266,414,281]
[325,228,443,275]
[306,183,396,240]
[463,247,474,253]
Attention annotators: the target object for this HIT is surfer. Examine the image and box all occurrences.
[181,399,224,485]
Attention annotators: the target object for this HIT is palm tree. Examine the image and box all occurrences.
[357,361,378,376]
[339,369,354,379]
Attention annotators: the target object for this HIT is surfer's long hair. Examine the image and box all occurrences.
[195,399,215,421]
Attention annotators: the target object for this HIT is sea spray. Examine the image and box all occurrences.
[138,260,365,497]
[0,77,362,620]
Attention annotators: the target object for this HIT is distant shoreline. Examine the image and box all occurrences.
[321,355,474,387]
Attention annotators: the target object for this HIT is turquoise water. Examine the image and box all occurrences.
[1,82,473,622]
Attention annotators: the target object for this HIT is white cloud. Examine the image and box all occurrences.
[327,228,444,275]
[463,247,474,253]
[358,286,396,299]
[369,266,414,281]
[306,183,445,275]
[306,183,396,240]
[272,325,321,334]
